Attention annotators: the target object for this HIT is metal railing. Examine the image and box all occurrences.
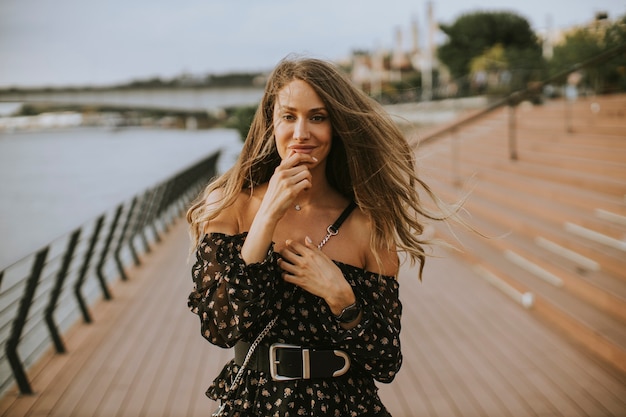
[416,42,626,170]
[0,151,220,396]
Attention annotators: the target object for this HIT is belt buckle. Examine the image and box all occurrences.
[269,343,305,381]
[331,349,351,377]
[268,343,351,381]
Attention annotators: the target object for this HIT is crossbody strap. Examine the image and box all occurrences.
[318,201,357,249]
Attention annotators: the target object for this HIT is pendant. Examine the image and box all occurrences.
[294,204,301,211]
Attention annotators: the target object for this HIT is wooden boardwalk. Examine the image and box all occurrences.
[1,218,625,417]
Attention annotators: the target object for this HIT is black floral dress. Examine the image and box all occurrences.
[188,232,402,416]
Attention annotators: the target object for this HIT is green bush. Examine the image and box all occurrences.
[226,104,259,142]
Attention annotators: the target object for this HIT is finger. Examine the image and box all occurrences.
[295,154,318,166]
[277,258,298,274]
[285,239,310,256]
[278,258,307,285]
[281,151,302,167]
[279,250,300,268]
[274,164,311,187]
[283,151,318,167]
[282,271,300,285]
[289,168,312,186]
[281,240,302,261]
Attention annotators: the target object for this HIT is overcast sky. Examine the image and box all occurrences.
[1,0,625,88]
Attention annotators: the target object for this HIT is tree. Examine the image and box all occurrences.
[549,15,626,93]
[225,104,258,142]
[438,11,543,82]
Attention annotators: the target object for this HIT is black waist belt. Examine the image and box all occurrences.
[234,342,351,381]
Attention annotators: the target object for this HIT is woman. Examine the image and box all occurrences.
[187,57,440,416]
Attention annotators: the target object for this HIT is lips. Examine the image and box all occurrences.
[289,145,316,154]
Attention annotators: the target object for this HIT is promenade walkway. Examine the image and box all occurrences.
[1,216,625,416]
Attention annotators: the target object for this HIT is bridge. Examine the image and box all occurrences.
[0,86,265,114]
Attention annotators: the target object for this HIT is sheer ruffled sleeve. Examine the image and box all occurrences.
[320,266,402,383]
[187,233,279,348]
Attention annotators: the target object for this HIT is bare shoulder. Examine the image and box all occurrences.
[202,188,252,236]
[348,207,399,277]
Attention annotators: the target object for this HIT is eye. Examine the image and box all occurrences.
[282,113,295,121]
[311,114,327,122]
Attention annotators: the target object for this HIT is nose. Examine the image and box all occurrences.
[293,119,309,141]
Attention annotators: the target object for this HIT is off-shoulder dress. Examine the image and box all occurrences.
[188,232,402,416]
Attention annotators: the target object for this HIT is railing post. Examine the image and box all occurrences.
[130,191,152,257]
[141,187,161,245]
[5,247,49,395]
[148,184,167,243]
[45,229,81,354]
[96,205,124,300]
[143,187,161,248]
[74,215,105,323]
[564,75,580,134]
[451,127,461,187]
[565,96,575,133]
[116,197,140,270]
[508,101,519,161]
[163,178,176,228]
[157,179,175,226]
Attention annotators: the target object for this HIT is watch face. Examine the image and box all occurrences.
[338,303,360,323]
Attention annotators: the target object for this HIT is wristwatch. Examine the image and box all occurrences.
[334,301,361,323]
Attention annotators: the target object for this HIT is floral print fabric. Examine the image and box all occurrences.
[188,232,402,416]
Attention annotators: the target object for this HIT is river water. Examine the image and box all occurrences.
[0,126,242,270]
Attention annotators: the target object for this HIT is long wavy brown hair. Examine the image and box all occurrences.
[187,56,451,278]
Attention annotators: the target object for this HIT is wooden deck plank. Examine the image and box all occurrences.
[90,278,182,417]
[428,277,563,417]
[188,347,229,417]
[57,295,164,414]
[389,267,464,417]
[130,296,195,417]
[90,234,192,417]
[441,250,621,417]
[377,325,434,417]
[60,252,178,417]
[401,257,542,417]
[502,326,614,417]
[406,288,517,416]
[468,274,626,416]
[480,294,626,416]
[376,375,417,416]
[78,285,168,416]
[2,219,626,417]
[154,307,205,417]
[402,307,485,416]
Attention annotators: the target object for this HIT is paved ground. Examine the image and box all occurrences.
[1,219,625,417]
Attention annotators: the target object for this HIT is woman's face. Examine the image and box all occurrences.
[273,79,333,166]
